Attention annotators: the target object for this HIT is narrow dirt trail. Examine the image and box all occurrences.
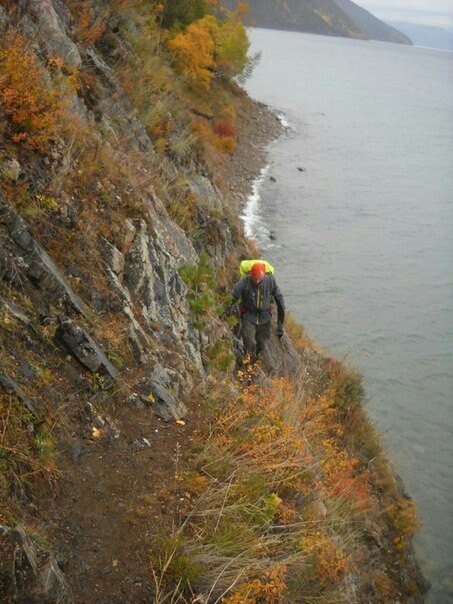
[41,400,202,602]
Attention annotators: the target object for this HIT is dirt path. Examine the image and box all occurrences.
[42,400,202,602]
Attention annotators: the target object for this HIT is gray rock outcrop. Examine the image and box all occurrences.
[2,525,74,603]
[28,0,82,66]
[55,317,119,379]
[0,374,40,419]
[0,196,87,316]
[146,381,187,421]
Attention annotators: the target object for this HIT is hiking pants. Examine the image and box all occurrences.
[242,318,271,357]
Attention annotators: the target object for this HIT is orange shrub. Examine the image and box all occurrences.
[68,1,106,47]
[222,565,288,603]
[213,121,235,137]
[300,532,348,585]
[191,118,236,154]
[0,32,61,150]
[191,120,211,143]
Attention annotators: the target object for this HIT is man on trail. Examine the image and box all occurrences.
[231,261,285,362]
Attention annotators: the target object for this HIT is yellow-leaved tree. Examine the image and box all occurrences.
[167,17,216,89]
[167,5,253,90]
[214,2,251,80]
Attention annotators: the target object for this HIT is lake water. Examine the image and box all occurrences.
[244,28,453,603]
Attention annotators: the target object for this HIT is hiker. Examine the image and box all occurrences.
[231,261,285,362]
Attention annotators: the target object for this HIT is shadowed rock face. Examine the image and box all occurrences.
[0,196,87,315]
[55,318,119,378]
[146,381,188,421]
[0,374,40,419]
[0,525,74,603]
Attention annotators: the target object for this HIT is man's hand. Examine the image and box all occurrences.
[276,322,284,339]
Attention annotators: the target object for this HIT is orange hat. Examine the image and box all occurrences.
[250,262,266,282]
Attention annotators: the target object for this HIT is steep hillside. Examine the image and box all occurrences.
[223,0,366,38]
[334,0,412,44]
[0,1,427,602]
[222,0,412,44]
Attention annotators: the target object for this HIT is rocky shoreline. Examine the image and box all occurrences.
[216,97,285,216]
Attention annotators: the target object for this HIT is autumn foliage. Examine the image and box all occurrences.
[167,8,250,90]
[151,356,420,602]
[0,33,61,151]
[68,1,106,47]
[223,565,288,603]
[167,16,216,89]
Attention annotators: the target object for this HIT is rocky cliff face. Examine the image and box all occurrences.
[0,0,233,395]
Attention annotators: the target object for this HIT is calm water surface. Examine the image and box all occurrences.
[244,28,453,603]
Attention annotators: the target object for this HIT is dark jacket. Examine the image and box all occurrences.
[232,274,285,326]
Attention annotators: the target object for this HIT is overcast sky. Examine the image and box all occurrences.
[356,0,453,29]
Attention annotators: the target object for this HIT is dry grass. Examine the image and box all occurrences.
[151,370,352,601]
[150,357,421,603]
